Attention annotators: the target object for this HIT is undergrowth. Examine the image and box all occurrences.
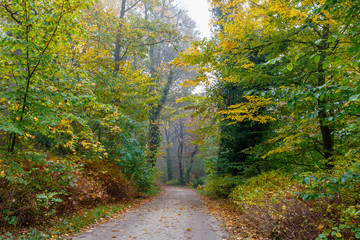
[0,151,158,239]
[203,164,360,240]
[0,203,129,240]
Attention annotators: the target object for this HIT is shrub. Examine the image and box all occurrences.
[0,152,77,226]
[0,152,135,229]
[298,163,360,240]
[205,174,241,198]
[115,147,156,192]
[230,171,325,239]
[57,170,106,215]
[82,158,134,202]
[165,179,180,186]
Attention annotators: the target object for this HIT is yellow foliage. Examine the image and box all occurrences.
[219,95,276,124]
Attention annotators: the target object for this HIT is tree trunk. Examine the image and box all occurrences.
[113,0,127,74]
[148,68,174,166]
[164,123,173,181]
[316,24,334,169]
[185,145,199,183]
[177,119,185,185]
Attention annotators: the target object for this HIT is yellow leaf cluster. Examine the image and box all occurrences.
[219,95,276,124]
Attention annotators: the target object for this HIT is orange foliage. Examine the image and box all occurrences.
[0,153,134,230]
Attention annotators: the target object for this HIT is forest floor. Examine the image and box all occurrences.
[68,186,229,240]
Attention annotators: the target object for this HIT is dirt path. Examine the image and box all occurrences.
[70,186,228,240]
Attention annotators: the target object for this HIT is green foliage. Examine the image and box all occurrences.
[115,142,155,192]
[205,174,241,198]
[165,179,180,186]
[178,0,360,175]
[298,163,360,239]
[0,0,194,236]
[36,192,64,217]
[215,55,270,177]
[140,186,161,197]
[0,152,77,225]
[0,0,97,153]
[0,228,48,240]
[297,163,360,201]
[177,0,360,236]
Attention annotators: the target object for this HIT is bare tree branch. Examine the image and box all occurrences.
[125,0,141,13]
[3,4,22,25]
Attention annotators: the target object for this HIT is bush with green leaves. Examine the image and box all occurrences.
[114,140,156,192]
[0,152,77,226]
[205,174,241,198]
[298,163,360,240]
[165,179,180,186]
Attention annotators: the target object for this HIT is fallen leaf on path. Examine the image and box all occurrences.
[202,196,261,240]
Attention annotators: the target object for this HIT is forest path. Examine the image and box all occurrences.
[70,186,228,240]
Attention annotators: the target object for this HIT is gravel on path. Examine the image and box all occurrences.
[69,186,228,240]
